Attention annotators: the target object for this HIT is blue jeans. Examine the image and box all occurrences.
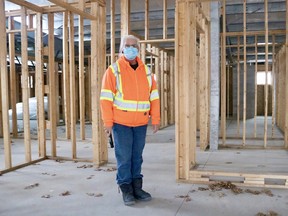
[112,123,148,185]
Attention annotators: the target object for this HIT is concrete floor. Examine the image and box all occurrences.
[1,124,288,216]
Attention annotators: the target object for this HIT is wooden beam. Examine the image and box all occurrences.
[220,0,226,145]
[139,38,175,44]
[79,1,85,140]
[237,36,240,137]
[285,0,288,148]
[110,0,115,63]
[21,7,31,162]
[242,0,247,146]
[145,0,149,40]
[8,17,18,138]
[264,0,268,148]
[0,0,12,168]
[163,0,167,39]
[7,0,43,13]
[69,11,76,158]
[121,0,130,37]
[254,35,258,138]
[271,35,275,138]
[62,11,71,139]
[47,0,96,20]
[223,30,286,37]
[35,12,46,157]
[48,13,57,157]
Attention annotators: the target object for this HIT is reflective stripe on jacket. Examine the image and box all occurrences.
[100,56,160,127]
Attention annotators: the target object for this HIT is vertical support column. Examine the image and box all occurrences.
[169,56,175,124]
[164,52,168,126]
[285,0,288,148]
[237,36,240,137]
[87,58,92,122]
[63,11,71,139]
[254,35,258,138]
[0,0,12,168]
[69,12,76,158]
[121,0,130,37]
[110,0,115,63]
[160,50,165,127]
[8,17,18,138]
[220,0,226,145]
[145,0,149,40]
[163,0,167,39]
[35,12,46,157]
[21,7,31,162]
[271,35,275,138]
[209,1,220,151]
[79,1,85,140]
[243,0,247,146]
[264,0,268,148]
[48,13,57,157]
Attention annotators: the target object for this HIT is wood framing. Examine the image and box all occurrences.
[110,0,116,63]
[285,0,288,148]
[254,36,258,138]
[121,0,130,37]
[242,0,247,146]
[264,0,268,148]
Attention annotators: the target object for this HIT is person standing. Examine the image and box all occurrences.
[100,35,160,206]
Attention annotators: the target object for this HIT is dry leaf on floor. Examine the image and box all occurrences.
[60,191,71,196]
[86,193,103,197]
[24,183,39,189]
[41,194,51,198]
[175,195,190,199]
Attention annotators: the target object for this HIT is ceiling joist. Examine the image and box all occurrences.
[7,0,43,13]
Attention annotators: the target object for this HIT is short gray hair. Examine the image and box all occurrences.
[119,35,140,55]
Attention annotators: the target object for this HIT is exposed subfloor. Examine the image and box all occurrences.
[1,123,288,216]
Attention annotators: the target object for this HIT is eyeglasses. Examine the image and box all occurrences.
[124,44,138,48]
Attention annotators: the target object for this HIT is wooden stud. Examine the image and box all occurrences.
[285,0,288,148]
[110,0,115,63]
[62,11,71,139]
[271,35,275,138]
[220,0,226,145]
[243,0,247,146]
[48,13,57,157]
[163,0,167,39]
[79,1,85,140]
[264,0,268,148]
[254,35,258,138]
[164,52,168,126]
[21,7,32,162]
[0,0,12,168]
[91,2,101,166]
[121,0,130,37]
[160,50,165,127]
[35,12,46,157]
[69,12,76,158]
[237,36,240,137]
[145,0,149,40]
[8,16,18,137]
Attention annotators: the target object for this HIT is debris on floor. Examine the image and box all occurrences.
[24,183,39,189]
[175,194,191,202]
[77,164,93,169]
[256,210,278,216]
[86,193,103,197]
[86,175,94,179]
[55,159,65,163]
[41,194,51,199]
[95,167,117,172]
[59,191,71,196]
[197,182,275,197]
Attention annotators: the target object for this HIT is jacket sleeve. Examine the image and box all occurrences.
[149,74,160,125]
[100,67,116,127]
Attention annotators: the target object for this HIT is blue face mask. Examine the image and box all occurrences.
[123,46,138,60]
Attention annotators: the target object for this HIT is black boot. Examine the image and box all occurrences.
[119,184,136,206]
[132,178,152,201]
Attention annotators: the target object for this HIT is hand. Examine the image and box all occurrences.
[104,126,112,136]
[152,124,160,134]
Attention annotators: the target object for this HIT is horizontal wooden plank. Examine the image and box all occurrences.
[7,0,43,13]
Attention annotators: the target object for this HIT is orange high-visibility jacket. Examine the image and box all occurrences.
[100,56,160,127]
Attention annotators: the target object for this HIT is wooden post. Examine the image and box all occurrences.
[91,2,101,166]
[169,56,175,124]
[271,35,275,138]
[121,0,130,37]
[35,12,46,157]
[254,35,258,138]
[110,0,115,63]
[285,0,288,148]
[69,12,76,158]
[87,58,92,122]
[145,0,149,40]
[48,13,57,156]
[79,1,85,140]
[163,0,167,39]
[160,50,165,127]
[8,16,18,137]
[264,0,268,148]
[21,7,31,162]
[237,36,240,137]
[0,0,12,168]
[63,11,71,139]
[164,52,168,126]
[243,0,247,146]
[220,0,226,145]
